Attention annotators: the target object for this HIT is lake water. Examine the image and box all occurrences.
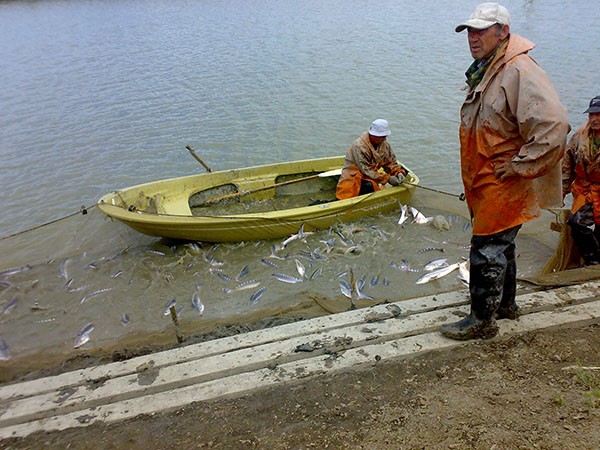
[0,0,598,371]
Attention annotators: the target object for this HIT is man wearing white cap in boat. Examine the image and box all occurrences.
[336,119,407,200]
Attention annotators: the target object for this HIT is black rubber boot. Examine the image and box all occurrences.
[441,313,499,340]
[569,206,600,265]
[495,251,519,320]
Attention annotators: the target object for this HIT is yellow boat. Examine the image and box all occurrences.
[97,156,419,242]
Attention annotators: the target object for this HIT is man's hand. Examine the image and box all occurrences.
[388,174,405,186]
[493,160,517,181]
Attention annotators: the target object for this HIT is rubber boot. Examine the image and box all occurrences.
[569,206,600,265]
[441,312,499,340]
[496,252,519,320]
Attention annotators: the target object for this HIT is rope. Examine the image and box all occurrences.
[0,204,97,241]
[403,181,465,201]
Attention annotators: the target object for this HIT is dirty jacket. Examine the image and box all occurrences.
[562,123,600,222]
[459,33,569,236]
[336,132,403,200]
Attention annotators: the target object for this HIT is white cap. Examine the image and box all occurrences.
[368,119,391,137]
[455,3,511,33]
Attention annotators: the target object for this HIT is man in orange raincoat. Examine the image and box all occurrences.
[335,119,406,200]
[441,3,569,340]
[562,96,600,265]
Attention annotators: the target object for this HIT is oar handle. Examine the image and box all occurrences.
[185,146,213,173]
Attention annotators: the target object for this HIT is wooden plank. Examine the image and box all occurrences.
[1,300,599,440]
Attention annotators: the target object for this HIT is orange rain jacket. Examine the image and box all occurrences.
[336,132,404,200]
[459,34,569,236]
[562,122,600,222]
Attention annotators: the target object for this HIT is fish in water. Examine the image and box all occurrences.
[223,280,261,294]
[163,298,177,315]
[0,264,32,278]
[80,288,112,304]
[0,338,10,361]
[309,266,323,280]
[370,275,379,286]
[355,280,374,300]
[261,258,278,268]
[295,259,306,278]
[458,260,470,286]
[236,265,250,281]
[73,323,94,349]
[59,258,70,280]
[2,297,17,315]
[424,258,449,271]
[121,313,130,326]
[417,247,445,254]
[192,286,205,315]
[397,203,410,225]
[339,280,352,298]
[281,224,313,248]
[415,262,460,285]
[249,286,267,305]
[272,273,304,284]
[390,260,420,273]
[410,207,433,224]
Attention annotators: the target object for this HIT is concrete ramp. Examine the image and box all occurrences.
[1,281,600,440]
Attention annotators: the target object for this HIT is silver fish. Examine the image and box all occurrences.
[249,286,267,305]
[424,258,449,271]
[397,203,409,225]
[0,264,32,278]
[410,207,433,224]
[309,266,323,280]
[272,273,304,284]
[269,245,288,260]
[111,270,124,279]
[163,298,177,315]
[355,282,374,300]
[458,260,470,286]
[216,272,233,282]
[417,247,445,254]
[80,288,112,304]
[261,258,278,268]
[223,280,261,294]
[121,313,130,326]
[370,275,379,286]
[2,297,17,315]
[390,260,419,273]
[236,265,250,281]
[73,323,94,349]
[0,338,11,361]
[339,279,352,298]
[295,259,306,278]
[59,258,70,280]
[383,277,390,286]
[192,287,205,315]
[416,262,460,285]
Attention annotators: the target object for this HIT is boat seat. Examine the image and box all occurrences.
[154,195,191,216]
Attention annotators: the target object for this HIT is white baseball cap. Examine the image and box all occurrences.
[455,2,511,33]
[368,119,391,137]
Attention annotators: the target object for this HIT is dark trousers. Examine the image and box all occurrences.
[567,203,600,265]
[469,225,521,320]
[359,179,375,196]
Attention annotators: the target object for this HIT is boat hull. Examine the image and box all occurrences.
[97,156,419,242]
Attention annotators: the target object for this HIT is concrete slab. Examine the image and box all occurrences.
[1,280,600,440]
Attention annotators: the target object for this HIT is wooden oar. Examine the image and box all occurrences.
[199,168,342,206]
[185,145,213,173]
